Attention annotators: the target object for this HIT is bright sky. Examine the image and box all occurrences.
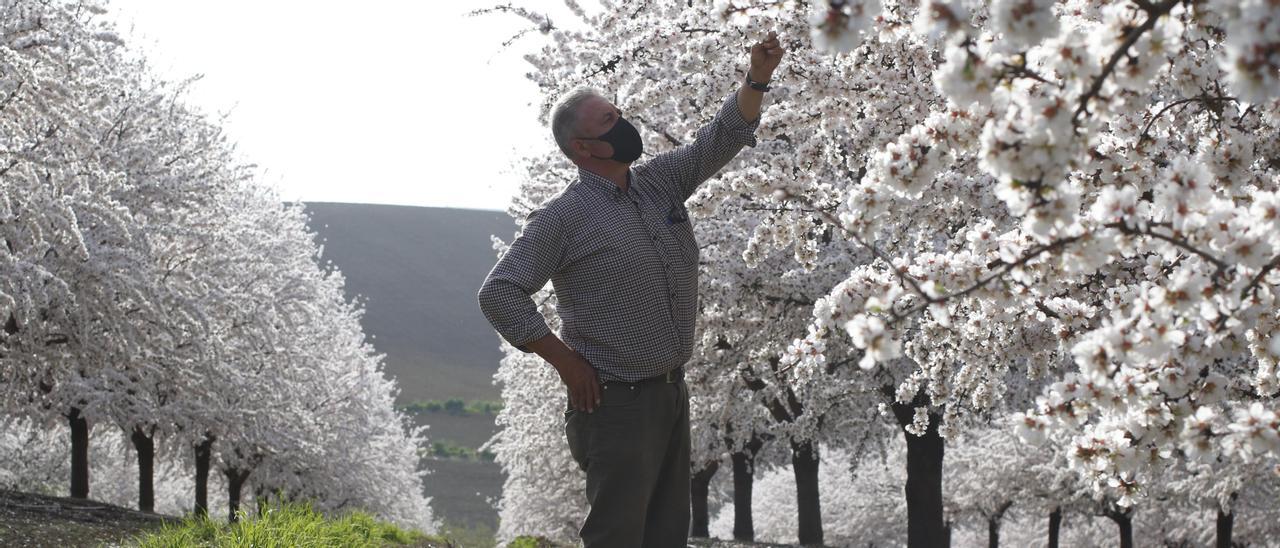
[107,1,578,211]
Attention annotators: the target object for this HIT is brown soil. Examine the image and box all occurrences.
[0,489,174,547]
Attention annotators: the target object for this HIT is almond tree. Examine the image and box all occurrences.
[490,0,1276,544]
[2,0,437,532]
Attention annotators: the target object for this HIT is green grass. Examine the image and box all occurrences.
[505,537,565,548]
[129,498,447,547]
[399,398,503,417]
[436,521,497,548]
[423,439,497,462]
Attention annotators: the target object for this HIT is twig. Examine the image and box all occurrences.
[1138,94,1237,144]
[1073,0,1182,127]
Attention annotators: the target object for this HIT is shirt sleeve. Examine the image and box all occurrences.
[640,91,760,202]
[476,207,565,352]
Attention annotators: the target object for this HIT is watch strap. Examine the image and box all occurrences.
[746,74,771,92]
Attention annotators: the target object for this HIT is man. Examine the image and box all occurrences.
[477,32,785,547]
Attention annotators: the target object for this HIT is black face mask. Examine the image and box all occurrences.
[583,116,643,163]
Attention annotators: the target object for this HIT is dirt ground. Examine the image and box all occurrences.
[0,489,174,547]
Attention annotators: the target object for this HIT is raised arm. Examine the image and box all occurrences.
[640,32,785,201]
[738,31,784,124]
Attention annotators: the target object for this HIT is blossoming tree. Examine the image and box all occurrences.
[1,0,436,532]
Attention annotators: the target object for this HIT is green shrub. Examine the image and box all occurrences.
[438,521,497,548]
[443,398,467,415]
[506,536,562,548]
[129,498,443,547]
[431,440,476,460]
[399,398,503,417]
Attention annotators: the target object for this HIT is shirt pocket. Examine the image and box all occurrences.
[666,204,699,266]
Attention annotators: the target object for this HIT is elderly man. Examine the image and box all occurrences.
[478,32,785,547]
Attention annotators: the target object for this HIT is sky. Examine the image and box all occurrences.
[107,1,578,211]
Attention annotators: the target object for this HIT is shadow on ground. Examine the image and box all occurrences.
[0,489,173,547]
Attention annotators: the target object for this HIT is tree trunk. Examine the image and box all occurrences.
[225,467,251,523]
[892,396,945,548]
[1105,508,1133,548]
[690,460,719,538]
[1048,507,1061,548]
[68,407,89,499]
[131,426,155,513]
[1216,506,1234,548]
[194,435,213,517]
[986,501,1012,548]
[792,440,823,546]
[731,449,755,542]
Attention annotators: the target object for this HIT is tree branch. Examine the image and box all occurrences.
[1073,0,1182,126]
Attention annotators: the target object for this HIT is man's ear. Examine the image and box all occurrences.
[570,138,590,160]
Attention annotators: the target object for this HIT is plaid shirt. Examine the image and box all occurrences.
[478,91,760,382]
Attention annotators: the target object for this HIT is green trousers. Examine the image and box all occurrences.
[565,377,691,548]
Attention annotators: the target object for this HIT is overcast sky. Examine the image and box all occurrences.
[107,1,577,211]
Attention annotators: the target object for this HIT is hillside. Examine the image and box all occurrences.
[301,202,517,403]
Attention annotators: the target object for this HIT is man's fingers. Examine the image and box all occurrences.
[570,384,586,412]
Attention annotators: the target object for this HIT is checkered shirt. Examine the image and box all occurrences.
[478,91,760,382]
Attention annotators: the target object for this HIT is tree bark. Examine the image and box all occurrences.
[891,394,945,548]
[1047,507,1062,548]
[194,435,213,517]
[1105,508,1134,548]
[690,460,719,538]
[731,448,755,542]
[131,426,155,512]
[67,407,89,499]
[987,501,1013,548]
[225,467,251,523]
[792,440,823,546]
[1216,506,1234,548]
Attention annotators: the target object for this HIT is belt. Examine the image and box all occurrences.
[604,366,684,386]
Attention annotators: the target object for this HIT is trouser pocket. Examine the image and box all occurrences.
[565,407,589,472]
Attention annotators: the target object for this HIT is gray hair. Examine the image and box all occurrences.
[550,87,604,158]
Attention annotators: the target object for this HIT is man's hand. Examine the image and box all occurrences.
[740,31,785,122]
[749,31,785,83]
[555,353,602,413]
[524,332,602,412]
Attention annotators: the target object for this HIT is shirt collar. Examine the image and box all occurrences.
[577,167,637,201]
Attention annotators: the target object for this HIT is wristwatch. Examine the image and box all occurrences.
[746,74,771,92]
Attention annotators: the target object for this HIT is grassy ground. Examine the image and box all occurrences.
[0,488,797,548]
[130,499,448,547]
[0,489,454,548]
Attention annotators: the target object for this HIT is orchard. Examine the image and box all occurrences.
[0,0,435,532]
[487,0,1280,546]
